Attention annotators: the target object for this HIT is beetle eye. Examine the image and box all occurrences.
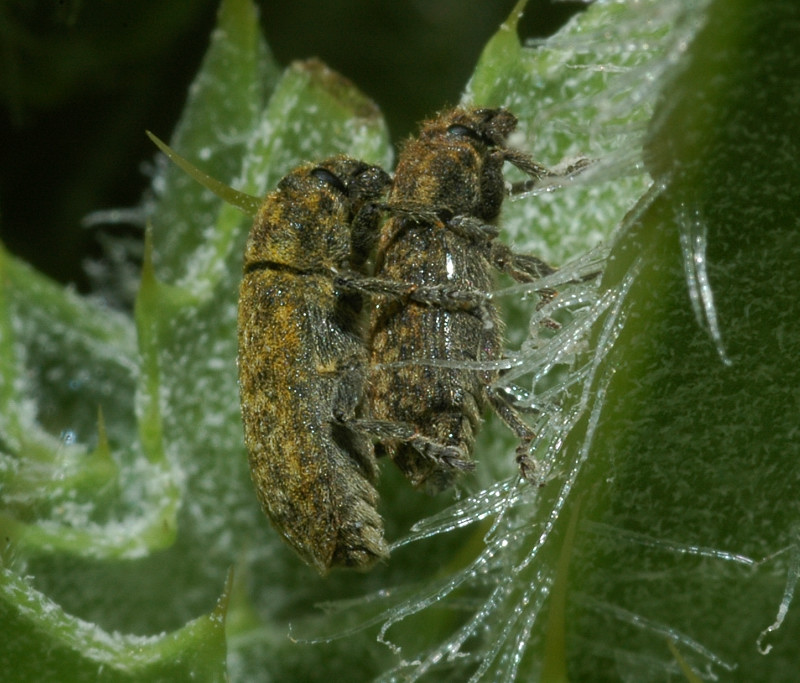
[311,167,348,195]
[446,124,485,144]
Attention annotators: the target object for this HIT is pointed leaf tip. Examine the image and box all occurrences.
[146,130,262,217]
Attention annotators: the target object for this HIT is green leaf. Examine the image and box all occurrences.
[0,565,229,682]
[1,0,267,677]
[563,0,800,678]
[147,0,278,286]
[4,0,797,680]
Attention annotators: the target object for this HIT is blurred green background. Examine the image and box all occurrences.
[0,0,585,293]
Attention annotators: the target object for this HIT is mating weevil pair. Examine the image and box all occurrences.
[237,157,468,573]
[149,106,585,574]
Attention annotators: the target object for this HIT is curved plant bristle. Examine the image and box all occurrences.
[146,131,262,217]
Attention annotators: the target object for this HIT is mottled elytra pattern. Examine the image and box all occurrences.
[368,107,558,492]
[238,157,392,574]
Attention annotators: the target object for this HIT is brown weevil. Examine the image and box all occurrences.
[147,133,393,572]
[238,157,395,574]
[368,107,578,491]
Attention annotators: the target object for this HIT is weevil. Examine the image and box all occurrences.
[368,107,583,491]
[147,133,392,571]
[238,158,395,573]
